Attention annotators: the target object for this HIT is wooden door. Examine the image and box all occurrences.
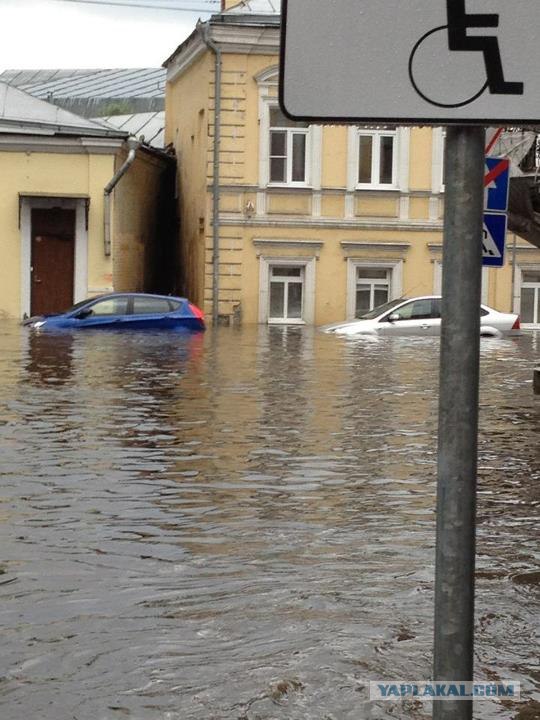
[31,208,76,316]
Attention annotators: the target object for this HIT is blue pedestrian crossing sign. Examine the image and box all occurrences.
[483,213,507,267]
[484,157,510,212]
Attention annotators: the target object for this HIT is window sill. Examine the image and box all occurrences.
[268,318,306,325]
[355,185,399,192]
[267,183,312,191]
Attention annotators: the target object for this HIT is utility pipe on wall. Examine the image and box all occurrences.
[199,20,222,325]
[103,137,139,256]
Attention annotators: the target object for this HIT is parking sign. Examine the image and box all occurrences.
[281,0,540,124]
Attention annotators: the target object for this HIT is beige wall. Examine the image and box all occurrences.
[0,149,115,319]
[166,51,213,307]
[113,148,173,293]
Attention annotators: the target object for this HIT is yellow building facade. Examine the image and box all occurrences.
[0,82,175,320]
[165,0,540,327]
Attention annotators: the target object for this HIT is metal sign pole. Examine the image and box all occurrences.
[433,125,485,720]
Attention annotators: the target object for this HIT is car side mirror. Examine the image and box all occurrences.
[74,308,93,319]
[388,313,400,323]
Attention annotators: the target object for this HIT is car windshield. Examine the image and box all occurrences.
[63,297,104,314]
[359,298,405,320]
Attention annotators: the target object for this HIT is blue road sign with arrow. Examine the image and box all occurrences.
[484,157,510,212]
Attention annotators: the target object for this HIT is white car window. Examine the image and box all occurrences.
[88,297,129,316]
[384,299,434,321]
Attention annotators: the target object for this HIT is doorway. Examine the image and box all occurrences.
[30,208,76,316]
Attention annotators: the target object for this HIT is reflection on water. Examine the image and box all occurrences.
[0,324,538,719]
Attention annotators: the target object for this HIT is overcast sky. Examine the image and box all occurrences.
[0,0,221,71]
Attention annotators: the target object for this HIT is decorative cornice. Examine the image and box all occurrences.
[0,135,123,154]
[341,241,411,252]
[210,24,280,54]
[212,185,444,199]
[221,214,443,231]
[429,241,540,253]
[166,22,280,83]
[265,185,313,194]
[254,65,279,85]
[19,192,89,199]
[166,35,206,84]
[253,238,324,249]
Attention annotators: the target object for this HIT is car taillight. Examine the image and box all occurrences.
[188,303,205,320]
[512,317,520,330]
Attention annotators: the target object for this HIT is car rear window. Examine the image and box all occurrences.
[132,297,173,314]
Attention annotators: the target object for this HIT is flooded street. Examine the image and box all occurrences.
[0,323,538,720]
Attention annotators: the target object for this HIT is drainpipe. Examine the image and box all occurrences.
[103,137,139,256]
[199,20,222,325]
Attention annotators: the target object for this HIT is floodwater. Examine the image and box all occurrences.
[0,323,538,720]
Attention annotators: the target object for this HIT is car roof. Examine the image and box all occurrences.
[84,292,187,303]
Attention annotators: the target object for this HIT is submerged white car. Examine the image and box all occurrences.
[321,296,521,338]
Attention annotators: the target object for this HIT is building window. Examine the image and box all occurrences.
[269,265,304,322]
[355,267,391,316]
[357,130,397,188]
[521,269,540,324]
[269,107,309,185]
[432,127,446,192]
[346,260,403,321]
[433,260,489,304]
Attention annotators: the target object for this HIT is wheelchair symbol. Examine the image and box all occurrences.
[409,1,524,108]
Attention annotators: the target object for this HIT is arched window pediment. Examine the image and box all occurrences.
[255,65,279,86]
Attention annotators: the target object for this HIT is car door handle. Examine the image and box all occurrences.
[421,324,430,329]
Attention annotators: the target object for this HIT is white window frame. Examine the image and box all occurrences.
[346,260,403,320]
[355,129,398,190]
[269,120,310,186]
[20,196,88,319]
[354,267,391,315]
[517,264,540,326]
[258,256,316,324]
[432,127,446,193]
[259,95,318,189]
[268,265,305,323]
[433,261,489,304]
[259,95,314,188]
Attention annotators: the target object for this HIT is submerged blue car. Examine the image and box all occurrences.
[24,293,205,332]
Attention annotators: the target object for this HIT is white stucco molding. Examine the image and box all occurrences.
[166,35,206,84]
[347,125,408,193]
[431,127,445,194]
[221,215,443,231]
[513,244,540,253]
[20,196,89,319]
[167,24,280,84]
[254,65,279,85]
[345,258,404,320]
[209,24,280,54]
[258,254,317,324]
[340,241,411,252]
[253,238,324,256]
[0,136,123,154]
[257,88,321,194]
